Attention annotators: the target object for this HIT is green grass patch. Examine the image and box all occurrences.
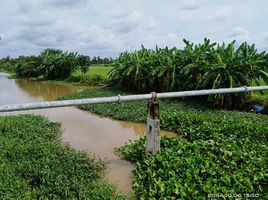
[0,115,125,199]
[65,66,113,86]
[73,66,113,78]
[62,88,268,199]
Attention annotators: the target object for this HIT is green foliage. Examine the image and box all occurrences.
[117,137,267,199]
[87,66,113,77]
[0,62,14,73]
[0,56,16,72]
[0,49,114,85]
[72,66,113,79]
[39,49,79,80]
[14,56,42,77]
[66,66,113,86]
[79,74,106,85]
[160,110,268,142]
[77,55,91,74]
[90,56,113,65]
[109,39,268,108]
[109,46,182,93]
[0,115,125,199]
[62,88,268,124]
[61,88,147,121]
[63,87,268,199]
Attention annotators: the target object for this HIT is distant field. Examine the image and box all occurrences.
[67,65,114,85]
[73,65,113,78]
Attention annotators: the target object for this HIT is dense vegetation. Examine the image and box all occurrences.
[0,49,113,81]
[62,88,268,199]
[117,136,267,199]
[1,39,267,103]
[109,39,268,108]
[1,38,268,199]
[0,115,125,199]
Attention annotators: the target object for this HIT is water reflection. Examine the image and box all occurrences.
[15,79,87,101]
[118,119,177,137]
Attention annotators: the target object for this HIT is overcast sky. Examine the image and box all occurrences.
[0,0,267,58]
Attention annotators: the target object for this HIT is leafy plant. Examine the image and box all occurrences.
[62,87,268,199]
[109,39,268,108]
[117,137,268,199]
[14,56,42,78]
[39,49,79,80]
[0,115,126,199]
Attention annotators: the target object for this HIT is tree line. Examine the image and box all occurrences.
[1,39,267,108]
[0,49,113,79]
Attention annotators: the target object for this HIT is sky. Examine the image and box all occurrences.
[0,0,267,58]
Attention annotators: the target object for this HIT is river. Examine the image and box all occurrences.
[0,72,177,194]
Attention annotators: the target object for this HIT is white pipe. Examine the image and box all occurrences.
[0,86,267,112]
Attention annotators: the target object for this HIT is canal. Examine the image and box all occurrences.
[0,72,177,194]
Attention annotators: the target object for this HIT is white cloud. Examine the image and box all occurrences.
[208,6,233,22]
[167,33,180,45]
[0,0,267,57]
[145,17,158,29]
[262,32,268,42]
[127,10,143,23]
[43,0,88,8]
[229,27,250,42]
[181,0,199,10]
[111,10,158,34]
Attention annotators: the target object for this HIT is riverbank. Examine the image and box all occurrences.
[0,115,126,199]
[0,65,112,87]
[1,72,176,198]
[2,72,267,198]
[0,73,135,198]
[62,87,268,199]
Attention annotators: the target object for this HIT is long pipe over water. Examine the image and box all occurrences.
[0,86,268,112]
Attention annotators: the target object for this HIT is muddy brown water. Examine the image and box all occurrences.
[0,73,177,194]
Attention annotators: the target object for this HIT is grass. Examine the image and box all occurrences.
[62,87,268,199]
[0,65,113,87]
[73,65,113,78]
[0,114,126,199]
[29,66,114,87]
[64,65,113,86]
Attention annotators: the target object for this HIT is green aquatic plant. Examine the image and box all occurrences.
[63,87,268,199]
[0,115,126,199]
